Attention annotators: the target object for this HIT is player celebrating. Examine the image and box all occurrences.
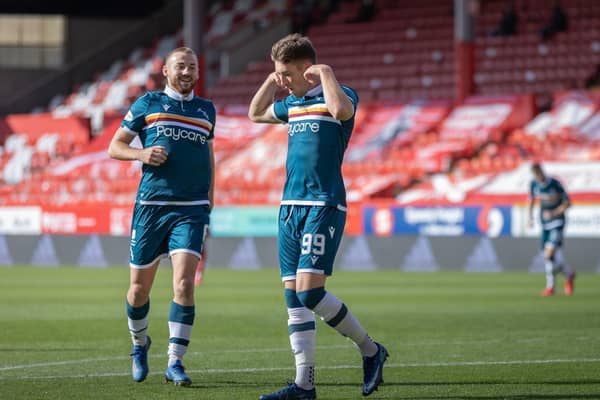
[528,162,575,296]
[248,34,388,399]
[108,47,215,385]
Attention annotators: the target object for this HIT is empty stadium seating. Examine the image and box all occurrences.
[1,0,600,209]
[208,0,600,107]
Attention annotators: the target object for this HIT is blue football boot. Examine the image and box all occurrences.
[165,359,192,386]
[259,383,316,400]
[131,336,151,382]
[362,342,389,396]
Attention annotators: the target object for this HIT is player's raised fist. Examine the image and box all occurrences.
[303,64,332,85]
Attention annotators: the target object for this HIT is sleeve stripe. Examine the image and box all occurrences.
[121,125,139,136]
[270,103,286,123]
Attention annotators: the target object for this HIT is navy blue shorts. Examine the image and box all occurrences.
[541,227,564,250]
[129,204,210,268]
[278,205,346,281]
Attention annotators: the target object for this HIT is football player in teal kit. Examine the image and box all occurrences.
[108,47,215,386]
[528,163,575,296]
[249,34,388,400]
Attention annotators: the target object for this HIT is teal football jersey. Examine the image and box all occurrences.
[530,177,569,230]
[121,86,215,205]
[272,84,358,210]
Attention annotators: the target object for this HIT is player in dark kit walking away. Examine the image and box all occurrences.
[528,163,575,296]
[108,47,215,386]
[248,33,388,400]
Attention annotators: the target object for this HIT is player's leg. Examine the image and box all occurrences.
[260,205,317,400]
[294,206,388,396]
[542,228,558,296]
[127,262,160,382]
[296,272,379,354]
[164,251,198,386]
[550,228,575,295]
[127,205,171,382]
[295,271,387,396]
[164,209,209,386]
[127,262,159,345]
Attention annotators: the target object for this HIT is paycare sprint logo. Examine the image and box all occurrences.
[156,125,207,144]
[288,121,319,136]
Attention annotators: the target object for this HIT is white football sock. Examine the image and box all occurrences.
[288,307,316,390]
[312,291,378,357]
[544,259,556,289]
[128,317,148,347]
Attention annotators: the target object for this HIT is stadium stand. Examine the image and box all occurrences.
[208,0,457,105]
[475,0,600,106]
[1,0,600,210]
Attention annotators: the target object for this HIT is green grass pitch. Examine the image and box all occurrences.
[1,266,599,399]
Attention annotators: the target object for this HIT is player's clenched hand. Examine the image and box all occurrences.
[303,64,332,85]
[139,146,168,166]
[542,210,553,220]
[269,72,285,88]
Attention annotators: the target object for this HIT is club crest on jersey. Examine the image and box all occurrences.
[196,108,209,120]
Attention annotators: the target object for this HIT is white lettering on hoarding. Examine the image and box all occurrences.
[420,224,464,236]
[405,207,464,225]
[42,212,77,234]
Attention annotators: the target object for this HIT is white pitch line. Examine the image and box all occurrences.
[1,358,600,381]
[0,337,553,372]
[0,345,350,372]
[0,336,596,373]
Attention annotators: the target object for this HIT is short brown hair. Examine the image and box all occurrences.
[165,47,197,62]
[531,162,543,174]
[271,33,317,64]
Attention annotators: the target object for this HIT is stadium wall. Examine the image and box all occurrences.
[0,234,599,273]
[0,1,182,114]
[1,203,599,272]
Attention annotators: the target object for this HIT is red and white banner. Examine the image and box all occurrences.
[0,205,132,236]
[42,205,113,234]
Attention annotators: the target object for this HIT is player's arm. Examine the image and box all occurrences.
[208,140,215,212]
[108,128,168,166]
[527,182,536,226]
[551,184,571,217]
[248,72,281,123]
[304,64,354,121]
[551,198,571,217]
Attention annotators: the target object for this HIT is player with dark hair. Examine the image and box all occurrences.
[528,162,575,296]
[108,47,215,386]
[249,33,388,400]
